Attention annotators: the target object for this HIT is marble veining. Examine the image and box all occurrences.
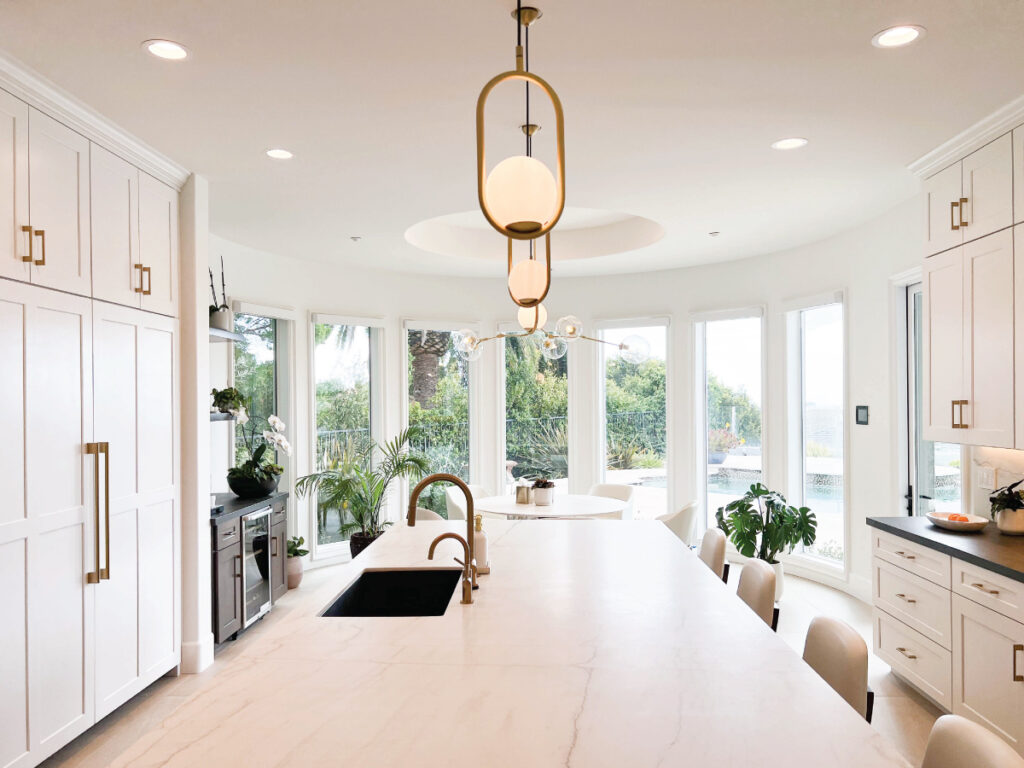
[100,520,909,767]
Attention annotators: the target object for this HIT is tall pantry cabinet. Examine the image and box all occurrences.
[0,81,181,768]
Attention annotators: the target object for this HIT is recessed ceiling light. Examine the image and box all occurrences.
[266,149,293,160]
[770,137,808,151]
[143,39,188,60]
[871,25,926,48]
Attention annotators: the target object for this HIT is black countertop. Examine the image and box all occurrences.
[211,491,288,522]
[867,516,1024,584]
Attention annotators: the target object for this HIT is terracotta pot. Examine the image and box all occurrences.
[286,557,303,589]
[995,508,1024,535]
[349,531,382,558]
[227,473,279,499]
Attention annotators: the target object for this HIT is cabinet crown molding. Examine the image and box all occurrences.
[0,50,190,190]
[908,94,1024,180]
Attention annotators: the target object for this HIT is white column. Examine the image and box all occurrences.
[178,174,214,673]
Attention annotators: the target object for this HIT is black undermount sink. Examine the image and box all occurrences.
[320,569,462,617]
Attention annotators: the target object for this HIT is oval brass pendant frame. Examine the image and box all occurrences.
[507,233,551,309]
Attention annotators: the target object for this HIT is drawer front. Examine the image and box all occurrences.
[953,558,1024,625]
[874,557,952,649]
[874,608,952,710]
[872,529,951,588]
[271,499,287,527]
[213,516,240,551]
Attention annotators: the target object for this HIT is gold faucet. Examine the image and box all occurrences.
[409,473,479,601]
[428,532,474,604]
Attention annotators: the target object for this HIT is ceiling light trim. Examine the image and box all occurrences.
[908,93,1024,178]
[870,25,925,48]
[0,51,189,189]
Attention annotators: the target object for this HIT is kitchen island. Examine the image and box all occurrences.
[106,520,908,767]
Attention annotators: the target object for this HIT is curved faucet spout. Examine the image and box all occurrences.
[428,531,470,563]
[408,473,478,594]
[428,532,474,605]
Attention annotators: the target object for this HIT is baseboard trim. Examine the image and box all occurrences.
[180,635,215,674]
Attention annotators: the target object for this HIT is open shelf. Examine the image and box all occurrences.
[210,412,235,422]
[209,327,245,343]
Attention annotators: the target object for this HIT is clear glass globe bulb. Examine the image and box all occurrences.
[619,334,650,364]
[541,334,568,360]
[485,155,558,233]
[555,314,582,340]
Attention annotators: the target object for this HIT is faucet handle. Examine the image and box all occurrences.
[471,561,479,590]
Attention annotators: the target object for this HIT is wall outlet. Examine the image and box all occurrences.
[976,466,996,491]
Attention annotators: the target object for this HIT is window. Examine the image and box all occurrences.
[697,316,763,527]
[312,320,375,547]
[907,283,963,516]
[406,327,471,514]
[601,324,668,518]
[793,302,845,563]
[233,313,278,465]
[504,333,569,492]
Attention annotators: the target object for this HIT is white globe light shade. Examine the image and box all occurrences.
[619,334,650,364]
[508,259,548,305]
[485,155,558,233]
[555,314,582,340]
[541,335,568,360]
[517,304,547,331]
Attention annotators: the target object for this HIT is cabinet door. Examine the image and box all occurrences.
[90,145,141,309]
[963,229,1015,448]
[271,521,287,602]
[215,545,242,643]
[138,173,178,317]
[1015,225,1024,449]
[0,89,29,283]
[27,108,90,295]
[922,247,966,442]
[0,282,96,766]
[962,133,1013,242]
[952,594,1024,755]
[1014,128,1023,225]
[924,162,963,256]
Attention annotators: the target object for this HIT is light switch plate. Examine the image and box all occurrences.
[976,466,996,491]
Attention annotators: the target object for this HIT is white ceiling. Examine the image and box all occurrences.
[2,0,1023,277]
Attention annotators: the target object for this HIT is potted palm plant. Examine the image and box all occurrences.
[715,483,817,600]
[295,428,429,558]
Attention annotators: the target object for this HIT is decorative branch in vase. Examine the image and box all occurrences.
[209,256,233,331]
[228,412,291,499]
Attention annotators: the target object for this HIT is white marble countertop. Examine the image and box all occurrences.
[474,493,626,518]
[113,520,909,767]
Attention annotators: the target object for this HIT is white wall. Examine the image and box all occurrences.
[209,196,922,595]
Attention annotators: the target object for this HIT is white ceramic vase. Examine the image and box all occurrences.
[771,561,785,602]
[210,307,233,331]
[995,508,1024,535]
[533,487,554,506]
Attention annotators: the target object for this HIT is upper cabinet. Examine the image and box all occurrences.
[1014,127,1024,225]
[138,173,179,316]
[90,145,140,308]
[0,90,29,284]
[924,134,1013,257]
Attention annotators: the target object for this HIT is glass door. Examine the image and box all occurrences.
[242,508,272,626]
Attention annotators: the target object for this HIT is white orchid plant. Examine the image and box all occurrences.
[229,409,291,484]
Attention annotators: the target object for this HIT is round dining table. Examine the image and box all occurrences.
[472,494,627,520]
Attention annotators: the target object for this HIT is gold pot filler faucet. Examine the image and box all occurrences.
[408,473,478,604]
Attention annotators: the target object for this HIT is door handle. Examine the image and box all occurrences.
[970,582,1000,596]
[271,535,278,557]
[134,264,145,293]
[896,646,917,660]
[98,442,110,580]
[957,400,969,429]
[951,201,960,231]
[1014,644,1023,682]
[234,554,242,578]
[85,443,101,584]
[32,229,45,266]
[21,225,33,262]
[959,197,968,228]
[142,266,152,296]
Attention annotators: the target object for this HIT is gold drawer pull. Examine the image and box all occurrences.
[894,551,916,560]
[1014,644,1023,682]
[959,197,968,228]
[134,263,144,293]
[142,265,152,296]
[33,229,45,266]
[896,647,917,660]
[951,201,960,231]
[895,593,917,604]
[21,225,33,262]
[971,582,1000,596]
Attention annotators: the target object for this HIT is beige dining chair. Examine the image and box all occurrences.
[736,559,776,629]
[412,506,444,522]
[587,483,635,519]
[802,616,872,721]
[656,500,698,545]
[922,715,1024,768]
[445,484,487,520]
[698,528,727,581]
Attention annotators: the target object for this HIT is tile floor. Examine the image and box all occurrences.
[41,565,941,767]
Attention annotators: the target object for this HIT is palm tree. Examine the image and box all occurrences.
[408,330,450,407]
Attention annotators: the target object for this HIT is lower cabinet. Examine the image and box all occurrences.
[952,594,1024,753]
[271,519,287,603]
[213,544,242,642]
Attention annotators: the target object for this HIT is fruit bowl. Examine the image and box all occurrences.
[925,512,989,532]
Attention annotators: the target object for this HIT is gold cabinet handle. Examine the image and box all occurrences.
[1014,644,1023,682]
[894,551,916,560]
[134,264,145,293]
[33,229,45,266]
[896,646,917,660]
[959,197,968,228]
[142,266,152,296]
[21,225,33,262]
[951,201,960,231]
[85,443,101,584]
[98,442,110,580]
[970,582,1000,596]
[957,400,969,429]
[951,400,958,429]
[895,593,917,604]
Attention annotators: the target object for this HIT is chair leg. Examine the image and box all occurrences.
[722,562,730,583]
[865,687,875,723]
[771,606,780,632]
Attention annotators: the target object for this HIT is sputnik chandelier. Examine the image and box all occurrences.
[453,3,649,365]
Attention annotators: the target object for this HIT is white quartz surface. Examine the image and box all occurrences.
[110,520,909,767]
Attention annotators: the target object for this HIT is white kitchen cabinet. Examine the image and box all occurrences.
[924,163,964,256]
[922,246,966,442]
[1014,128,1023,225]
[92,302,178,718]
[90,145,141,309]
[961,134,1014,242]
[27,108,91,296]
[138,173,179,316]
[0,89,29,283]
[952,594,1024,755]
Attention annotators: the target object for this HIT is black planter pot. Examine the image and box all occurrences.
[349,532,382,559]
[227,473,279,499]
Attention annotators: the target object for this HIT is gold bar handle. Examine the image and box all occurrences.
[142,266,152,296]
[959,197,968,228]
[970,582,999,596]
[99,443,110,580]
[134,264,144,293]
[957,400,969,429]
[85,443,101,584]
[1014,644,1023,682]
[895,593,917,604]
[951,201,960,231]
[234,554,242,578]
[952,400,958,429]
[896,646,917,660]
[33,229,45,266]
[21,225,33,262]
[894,551,916,560]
